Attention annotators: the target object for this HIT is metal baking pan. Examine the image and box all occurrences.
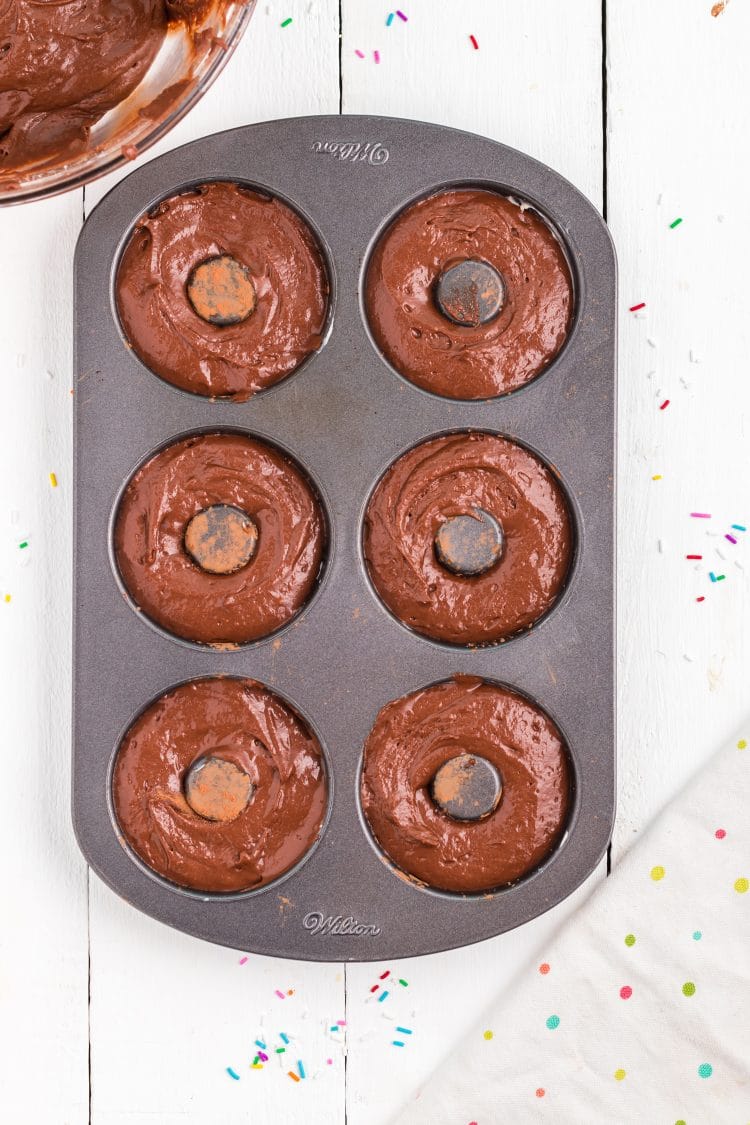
[73,115,616,961]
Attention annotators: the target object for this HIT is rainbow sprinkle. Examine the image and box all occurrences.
[469,33,479,49]
[726,534,738,544]
[378,990,389,1002]
[288,1071,300,1083]
[49,472,58,487]
[355,49,365,58]
[226,1067,240,1080]
[629,301,646,311]
[732,524,746,531]
[297,1060,306,1079]
[396,9,408,19]
[669,217,683,229]
[274,989,285,1000]
[280,17,293,27]
[374,49,381,63]
[386,11,394,25]
[691,512,712,519]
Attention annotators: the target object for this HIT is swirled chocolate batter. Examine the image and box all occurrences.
[365,188,573,399]
[116,181,329,399]
[0,1,214,175]
[361,677,571,894]
[113,677,328,893]
[114,432,326,645]
[364,432,573,646]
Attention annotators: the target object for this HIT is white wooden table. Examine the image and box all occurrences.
[2,2,748,1121]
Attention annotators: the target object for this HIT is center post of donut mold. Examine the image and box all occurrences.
[186,254,257,326]
[434,508,504,576]
[184,756,255,823]
[184,504,258,575]
[431,754,503,821]
[434,258,505,327]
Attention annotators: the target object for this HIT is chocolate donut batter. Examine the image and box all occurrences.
[361,677,571,894]
[364,432,573,646]
[116,181,329,399]
[113,677,328,893]
[365,188,573,400]
[114,432,326,645]
[0,1,213,174]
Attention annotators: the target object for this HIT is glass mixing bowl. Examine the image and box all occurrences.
[0,1,256,206]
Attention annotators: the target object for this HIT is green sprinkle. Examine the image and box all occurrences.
[281,17,293,27]
[717,574,726,581]
[624,933,636,947]
[275,1047,286,1054]
[252,1055,259,1065]
[398,978,409,987]
[669,217,683,229]
[19,541,28,549]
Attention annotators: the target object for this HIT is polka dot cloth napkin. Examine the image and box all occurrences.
[393,732,750,1124]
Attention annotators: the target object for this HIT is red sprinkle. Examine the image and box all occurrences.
[370,984,379,993]
[696,596,705,602]
[469,34,479,49]
[686,555,702,560]
[629,301,646,312]
[379,970,390,980]
[659,399,670,410]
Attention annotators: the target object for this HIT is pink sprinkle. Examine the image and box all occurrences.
[726,534,738,544]
[238,956,248,965]
[326,1058,333,1065]
[620,985,633,1000]
[337,1020,346,1026]
[715,828,726,839]
[659,399,670,410]
[396,9,408,20]
[691,512,712,519]
[258,1051,269,1062]
[469,33,479,49]
[355,49,365,58]
[373,49,380,63]
[275,990,285,1000]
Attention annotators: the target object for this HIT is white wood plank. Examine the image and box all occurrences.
[609,0,750,851]
[84,5,346,1124]
[0,192,91,1122]
[341,3,606,1122]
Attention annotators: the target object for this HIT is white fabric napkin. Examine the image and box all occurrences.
[394,729,750,1124]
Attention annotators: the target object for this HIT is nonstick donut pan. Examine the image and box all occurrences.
[73,115,616,961]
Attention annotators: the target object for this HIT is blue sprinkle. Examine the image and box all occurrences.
[709,571,717,582]
[386,11,394,24]
[297,1060,306,1079]
[226,1067,240,1080]
[255,1039,266,1049]
[732,524,746,531]
[392,1040,405,1047]
[280,1032,290,1044]
[378,990,389,1002]
[395,1026,412,1034]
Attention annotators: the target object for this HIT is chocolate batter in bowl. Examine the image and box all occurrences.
[113,431,327,645]
[112,676,329,894]
[364,187,574,400]
[0,2,256,203]
[363,431,574,647]
[360,676,572,895]
[115,181,330,399]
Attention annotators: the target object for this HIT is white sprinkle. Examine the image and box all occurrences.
[679,376,690,389]
[657,539,665,554]
[683,654,695,663]
[689,350,700,364]
[647,338,658,349]
[715,548,727,561]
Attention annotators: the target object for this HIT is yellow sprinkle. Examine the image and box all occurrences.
[734,877,749,894]
[483,1030,494,1041]
[738,739,747,750]
[650,865,665,881]
[49,472,58,487]
[4,594,10,604]
[614,1068,626,1081]
[652,474,662,480]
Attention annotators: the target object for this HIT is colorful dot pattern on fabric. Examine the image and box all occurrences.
[483,1030,493,1041]
[546,1015,560,1030]
[624,933,636,946]
[715,828,726,839]
[620,985,633,999]
[535,1088,545,1098]
[539,962,550,974]
[614,1068,626,1081]
[651,865,666,881]
[738,739,747,749]
[693,930,702,940]
[734,877,749,893]
[682,982,696,996]
[675,1119,687,1124]
[698,1063,713,1078]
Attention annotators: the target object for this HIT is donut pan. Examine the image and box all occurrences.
[73,115,616,961]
